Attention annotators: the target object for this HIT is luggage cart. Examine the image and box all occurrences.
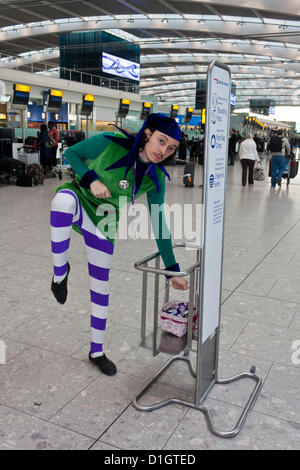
[136,242,201,357]
[52,147,75,180]
[17,146,39,166]
[133,242,262,438]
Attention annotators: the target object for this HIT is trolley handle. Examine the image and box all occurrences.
[134,242,201,277]
[134,261,200,277]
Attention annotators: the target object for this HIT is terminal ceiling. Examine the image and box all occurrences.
[0,0,300,108]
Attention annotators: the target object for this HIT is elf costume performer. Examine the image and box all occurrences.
[50,113,188,376]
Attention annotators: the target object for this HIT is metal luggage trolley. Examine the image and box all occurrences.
[132,61,263,439]
[133,244,262,438]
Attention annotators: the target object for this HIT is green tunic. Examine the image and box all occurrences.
[56,131,177,268]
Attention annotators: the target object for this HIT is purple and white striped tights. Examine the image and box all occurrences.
[50,189,114,358]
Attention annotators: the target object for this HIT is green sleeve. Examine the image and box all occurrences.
[147,177,177,268]
[64,132,114,179]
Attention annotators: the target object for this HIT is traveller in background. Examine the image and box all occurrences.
[228,129,238,166]
[48,121,59,169]
[268,129,290,187]
[239,133,261,186]
[178,131,187,161]
[38,123,52,173]
[236,130,242,143]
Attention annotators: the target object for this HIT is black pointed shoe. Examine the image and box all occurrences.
[89,353,117,376]
[51,262,70,304]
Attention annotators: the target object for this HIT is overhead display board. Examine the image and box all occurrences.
[81,94,94,115]
[102,52,140,81]
[13,84,30,106]
[184,107,193,123]
[48,89,63,111]
[140,102,152,120]
[250,99,275,116]
[169,104,179,118]
[118,98,130,118]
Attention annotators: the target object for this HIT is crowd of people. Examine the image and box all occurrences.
[36,121,297,189]
[170,127,297,189]
[228,128,294,188]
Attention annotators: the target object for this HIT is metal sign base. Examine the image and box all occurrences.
[132,352,262,439]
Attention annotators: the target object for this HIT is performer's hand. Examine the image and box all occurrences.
[170,277,189,290]
[90,180,112,199]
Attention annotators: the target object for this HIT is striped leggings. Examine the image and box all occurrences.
[50,189,114,358]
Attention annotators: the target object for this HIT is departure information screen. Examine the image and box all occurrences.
[48,89,63,109]
[13,84,30,105]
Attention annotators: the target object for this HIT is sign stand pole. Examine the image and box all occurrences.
[132,61,262,438]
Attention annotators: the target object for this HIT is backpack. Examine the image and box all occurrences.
[268,136,283,152]
[26,163,44,185]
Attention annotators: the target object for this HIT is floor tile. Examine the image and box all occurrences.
[164,399,300,450]
[4,309,91,356]
[50,371,145,438]
[221,292,297,327]
[99,383,189,450]
[254,363,300,424]
[0,299,47,336]
[0,406,93,450]
[231,321,300,367]
[268,278,300,303]
[0,348,99,419]
[219,316,248,350]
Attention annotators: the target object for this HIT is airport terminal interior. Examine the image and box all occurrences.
[0,0,300,450]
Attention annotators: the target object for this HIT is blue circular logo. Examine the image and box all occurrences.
[209,174,214,188]
[211,134,216,148]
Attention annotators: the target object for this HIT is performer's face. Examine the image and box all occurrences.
[140,129,179,164]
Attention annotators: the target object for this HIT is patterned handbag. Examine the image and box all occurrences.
[160,294,198,338]
[254,161,265,181]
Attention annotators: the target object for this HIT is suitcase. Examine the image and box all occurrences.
[289,160,299,179]
[183,161,195,187]
[0,157,26,180]
[16,174,33,187]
